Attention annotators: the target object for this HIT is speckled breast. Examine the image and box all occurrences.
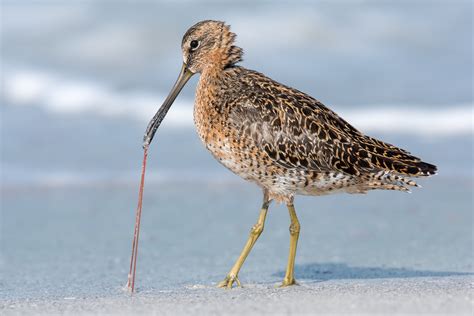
[193,85,266,184]
[193,99,245,177]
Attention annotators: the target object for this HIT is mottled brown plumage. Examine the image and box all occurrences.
[185,20,436,203]
[144,20,437,288]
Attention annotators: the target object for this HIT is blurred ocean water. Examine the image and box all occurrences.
[1,0,472,302]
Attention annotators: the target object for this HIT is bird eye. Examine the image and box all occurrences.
[190,40,200,50]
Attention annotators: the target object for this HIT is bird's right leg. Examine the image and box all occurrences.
[218,191,271,289]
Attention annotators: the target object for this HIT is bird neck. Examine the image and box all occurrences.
[201,48,242,78]
[201,28,243,77]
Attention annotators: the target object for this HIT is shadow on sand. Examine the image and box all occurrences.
[273,262,472,281]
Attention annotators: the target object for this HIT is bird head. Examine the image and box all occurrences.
[181,20,243,74]
[143,20,242,148]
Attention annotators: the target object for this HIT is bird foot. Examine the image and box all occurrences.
[217,274,242,289]
[279,278,298,287]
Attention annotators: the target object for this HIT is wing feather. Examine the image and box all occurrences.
[229,69,437,177]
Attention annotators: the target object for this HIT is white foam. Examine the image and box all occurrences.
[3,69,194,126]
[3,69,472,136]
[338,106,473,136]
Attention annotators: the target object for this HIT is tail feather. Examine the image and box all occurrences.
[370,153,437,177]
[351,181,412,193]
[357,171,422,193]
[414,161,438,176]
[378,172,419,187]
[355,135,437,177]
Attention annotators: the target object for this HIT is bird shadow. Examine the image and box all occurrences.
[273,262,472,281]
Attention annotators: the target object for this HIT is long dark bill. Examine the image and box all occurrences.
[143,63,194,148]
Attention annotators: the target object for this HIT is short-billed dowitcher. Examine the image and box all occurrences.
[143,20,437,288]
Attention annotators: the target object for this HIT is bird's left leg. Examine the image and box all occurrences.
[280,202,300,287]
[218,191,271,289]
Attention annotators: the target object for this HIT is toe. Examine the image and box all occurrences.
[279,278,298,287]
[217,279,228,288]
[217,275,241,289]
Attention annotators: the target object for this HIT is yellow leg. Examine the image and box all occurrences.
[280,203,300,287]
[218,192,271,289]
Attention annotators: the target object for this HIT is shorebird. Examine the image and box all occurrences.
[143,20,437,288]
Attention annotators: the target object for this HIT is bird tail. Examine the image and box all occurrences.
[372,154,438,177]
[355,136,437,177]
[361,167,437,193]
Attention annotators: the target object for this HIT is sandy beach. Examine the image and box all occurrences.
[3,276,472,315]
